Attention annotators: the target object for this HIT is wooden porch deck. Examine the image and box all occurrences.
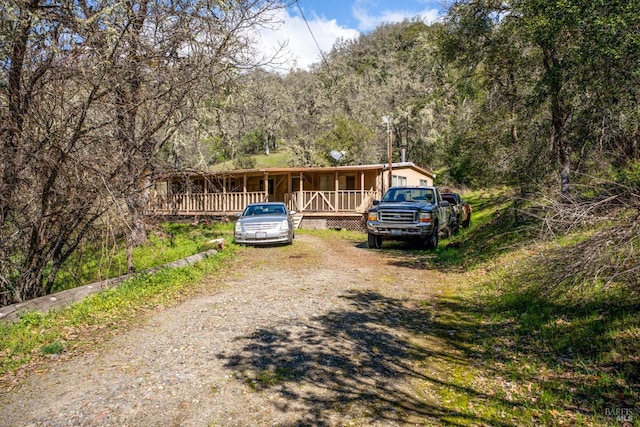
[147,190,378,216]
[147,190,375,231]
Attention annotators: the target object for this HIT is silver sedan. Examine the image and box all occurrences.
[233,202,295,245]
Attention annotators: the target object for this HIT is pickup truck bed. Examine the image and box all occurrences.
[440,191,472,233]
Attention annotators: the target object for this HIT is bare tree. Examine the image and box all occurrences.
[0,0,288,303]
[97,0,288,271]
[0,0,126,304]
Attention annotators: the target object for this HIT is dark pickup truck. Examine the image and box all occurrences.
[440,191,472,233]
[366,186,451,250]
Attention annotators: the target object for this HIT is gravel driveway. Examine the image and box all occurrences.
[1,233,451,426]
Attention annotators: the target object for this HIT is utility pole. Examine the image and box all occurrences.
[382,116,393,190]
[401,115,408,163]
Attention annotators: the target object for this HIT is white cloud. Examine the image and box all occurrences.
[254,3,442,72]
[351,0,440,32]
[353,5,441,32]
[256,9,359,72]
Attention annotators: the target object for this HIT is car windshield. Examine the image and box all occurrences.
[243,204,286,216]
[382,188,434,203]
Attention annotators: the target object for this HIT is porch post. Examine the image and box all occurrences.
[334,170,339,212]
[299,172,304,212]
[243,174,247,209]
[360,171,365,211]
[222,175,226,213]
[287,173,292,210]
[264,172,269,202]
[203,176,208,214]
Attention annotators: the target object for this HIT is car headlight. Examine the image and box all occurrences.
[281,220,289,231]
[367,211,378,221]
[418,211,433,223]
[234,221,242,232]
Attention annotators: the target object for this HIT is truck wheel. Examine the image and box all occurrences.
[424,227,438,250]
[367,233,382,249]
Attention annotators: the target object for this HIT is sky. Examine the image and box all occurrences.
[257,0,445,71]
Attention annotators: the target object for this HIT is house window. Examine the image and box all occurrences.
[318,175,333,191]
[420,179,429,187]
[338,175,356,190]
[392,175,407,186]
[259,178,275,195]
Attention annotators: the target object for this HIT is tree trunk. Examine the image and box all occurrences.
[126,175,150,274]
[559,145,571,197]
[544,48,572,197]
[1,0,37,230]
[17,257,46,303]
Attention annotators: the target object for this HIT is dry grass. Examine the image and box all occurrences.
[524,180,640,295]
[424,186,640,426]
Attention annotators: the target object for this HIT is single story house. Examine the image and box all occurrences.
[147,162,434,230]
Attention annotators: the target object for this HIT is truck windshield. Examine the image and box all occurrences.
[382,188,434,203]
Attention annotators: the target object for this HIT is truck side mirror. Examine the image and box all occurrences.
[440,200,450,207]
[372,200,380,206]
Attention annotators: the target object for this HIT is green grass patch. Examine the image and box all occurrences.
[0,223,237,378]
[40,341,64,355]
[432,188,540,270]
[52,222,233,292]
[246,367,295,391]
[297,227,366,243]
[415,188,640,426]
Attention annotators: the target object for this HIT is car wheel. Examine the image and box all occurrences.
[424,226,438,250]
[367,233,382,249]
[452,218,460,234]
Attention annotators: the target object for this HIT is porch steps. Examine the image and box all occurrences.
[292,213,304,229]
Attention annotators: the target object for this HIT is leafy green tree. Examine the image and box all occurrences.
[314,20,450,171]
[241,130,269,155]
[317,115,376,165]
[439,0,640,195]
[280,69,331,167]
[233,154,257,170]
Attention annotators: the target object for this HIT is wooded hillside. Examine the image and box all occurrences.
[2,0,639,304]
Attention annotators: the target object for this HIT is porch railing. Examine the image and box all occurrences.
[148,190,378,215]
[148,192,269,214]
[286,190,377,213]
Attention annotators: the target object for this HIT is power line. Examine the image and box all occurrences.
[294,0,329,66]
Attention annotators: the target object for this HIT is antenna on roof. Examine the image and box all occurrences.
[330,150,345,165]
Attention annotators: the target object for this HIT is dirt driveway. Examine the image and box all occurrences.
[1,233,455,426]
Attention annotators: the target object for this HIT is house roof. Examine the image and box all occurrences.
[162,162,433,180]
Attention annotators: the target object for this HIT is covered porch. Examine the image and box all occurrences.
[148,189,378,215]
[147,163,434,229]
[148,165,386,216]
